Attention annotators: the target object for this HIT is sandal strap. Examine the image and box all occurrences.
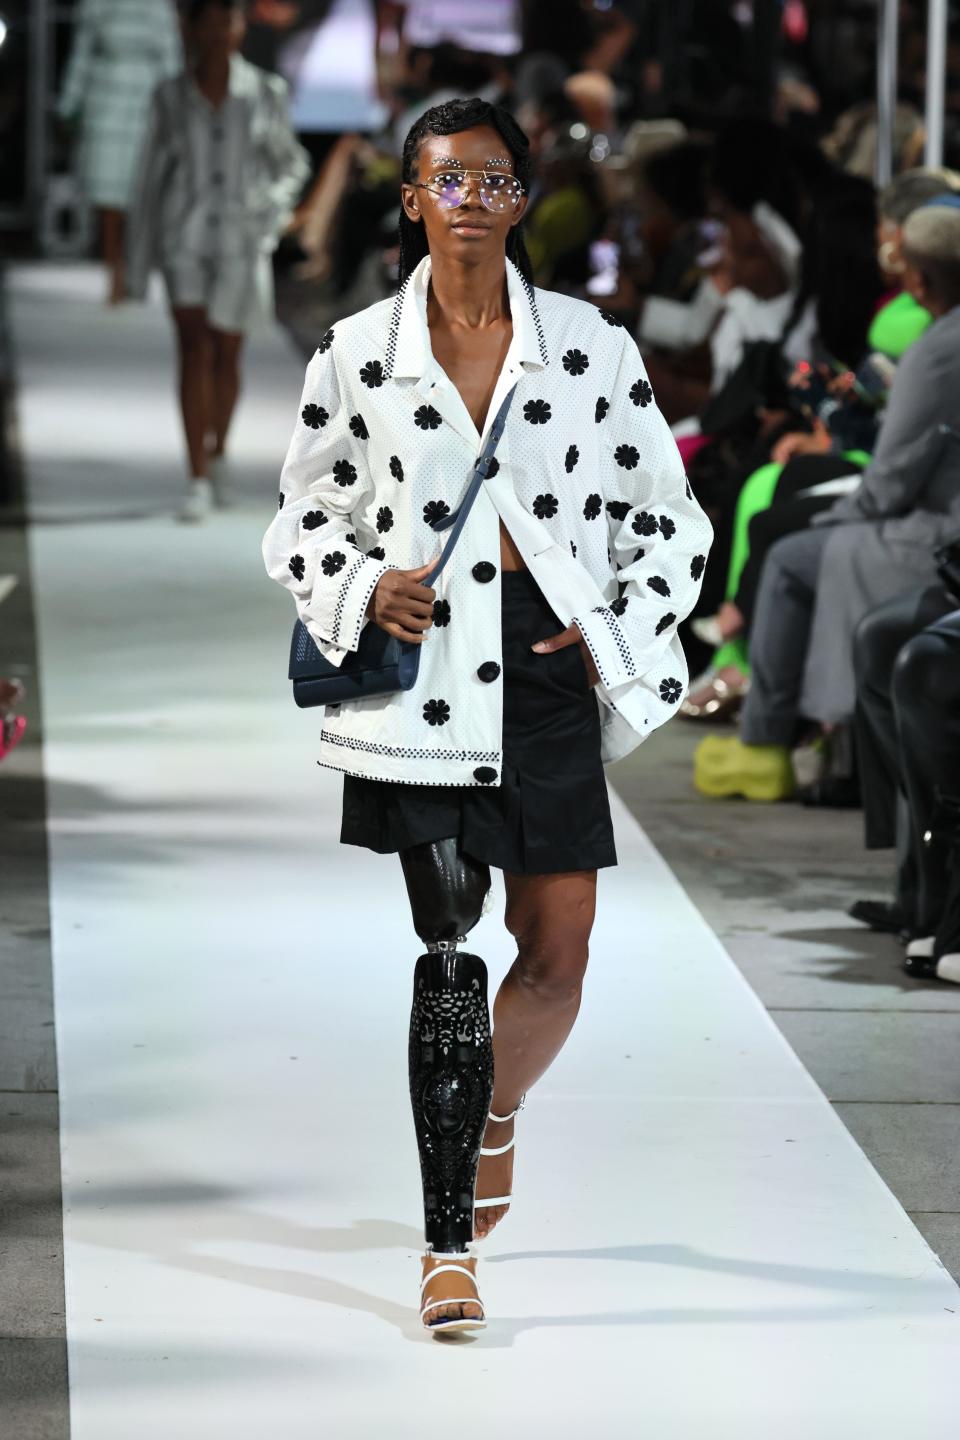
[479,1137,515,1156]
[473,1195,512,1207]
[420,1263,478,1294]
[488,1093,525,1122]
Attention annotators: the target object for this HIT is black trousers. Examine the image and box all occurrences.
[853,585,960,931]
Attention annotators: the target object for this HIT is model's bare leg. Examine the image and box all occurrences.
[99,207,126,305]
[172,307,214,479]
[210,327,245,461]
[475,869,597,1239]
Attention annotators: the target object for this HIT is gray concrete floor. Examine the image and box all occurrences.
[0,510,70,1439]
[609,719,960,1282]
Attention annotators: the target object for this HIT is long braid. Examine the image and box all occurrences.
[398,98,535,287]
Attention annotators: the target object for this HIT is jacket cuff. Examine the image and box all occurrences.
[307,553,390,655]
[572,605,638,692]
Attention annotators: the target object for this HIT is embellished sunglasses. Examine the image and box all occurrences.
[415,169,524,214]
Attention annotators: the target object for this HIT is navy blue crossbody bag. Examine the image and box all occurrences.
[288,384,517,708]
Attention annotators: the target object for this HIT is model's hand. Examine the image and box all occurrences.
[531,624,600,687]
[368,560,437,644]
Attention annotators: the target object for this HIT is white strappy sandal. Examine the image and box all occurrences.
[419,1247,486,1332]
[473,1093,525,1230]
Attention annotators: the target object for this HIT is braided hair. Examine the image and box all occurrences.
[398,98,534,287]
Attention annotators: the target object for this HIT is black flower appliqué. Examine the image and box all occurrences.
[562,348,590,376]
[345,532,356,545]
[615,443,640,470]
[389,454,405,482]
[349,413,369,441]
[660,677,682,705]
[629,378,654,408]
[321,551,347,577]
[583,493,602,521]
[655,612,676,635]
[659,515,676,540]
[288,554,305,582]
[423,698,451,726]
[523,398,552,425]
[595,396,609,423]
[609,596,629,617]
[332,458,357,487]
[317,328,335,353]
[423,499,451,527]
[359,359,384,389]
[432,598,451,627]
[376,506,393,533]
[368,545,386,561]
[632,510,658,536]
[565,444,579,473]
[278,492,285,509]
[599,310,624,327]
[607,500,630,521]
[302,403,329,430]
[647,575,671,597]
[634,547,646,563]
[691,554,706,581]
[414,404,442,430]
[302,510,328,531]
[532,493,559,519]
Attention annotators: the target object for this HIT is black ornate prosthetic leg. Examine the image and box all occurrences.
[402,839,494,1254]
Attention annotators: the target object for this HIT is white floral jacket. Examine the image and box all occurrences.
[263,255,713,785]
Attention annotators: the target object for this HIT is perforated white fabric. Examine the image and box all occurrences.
[262,257,713,785]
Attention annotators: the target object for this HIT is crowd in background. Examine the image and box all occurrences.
[31,0,960,986]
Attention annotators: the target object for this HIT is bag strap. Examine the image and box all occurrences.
[424,384,517,587]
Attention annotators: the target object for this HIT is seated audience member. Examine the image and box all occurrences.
[693,200,960,801]
[852,582,960,976]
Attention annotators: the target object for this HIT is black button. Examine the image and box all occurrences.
[473,767,498,784]
[472,561,496,583]
[477,661,500,683]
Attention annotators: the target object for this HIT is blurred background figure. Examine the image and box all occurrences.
[58,0,183,305]
[125,0,310,522]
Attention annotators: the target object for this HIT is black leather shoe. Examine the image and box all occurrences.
[848,899,908,934]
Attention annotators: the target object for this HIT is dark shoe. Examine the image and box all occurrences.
[848,899,908,934]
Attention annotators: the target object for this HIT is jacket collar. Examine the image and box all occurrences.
[384,254,549,381]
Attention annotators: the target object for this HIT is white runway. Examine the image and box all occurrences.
[13,263,960,1438]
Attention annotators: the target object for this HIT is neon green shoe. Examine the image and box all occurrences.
[693,735,795,802]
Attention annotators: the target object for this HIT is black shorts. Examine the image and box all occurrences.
[340,568,618,874]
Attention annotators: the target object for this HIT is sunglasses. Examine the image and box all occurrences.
[416,169,524,214]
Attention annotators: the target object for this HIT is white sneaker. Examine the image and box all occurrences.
[208,455,233,509]
[179,478,214,523]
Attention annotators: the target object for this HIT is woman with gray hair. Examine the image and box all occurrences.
[695,196,960,801]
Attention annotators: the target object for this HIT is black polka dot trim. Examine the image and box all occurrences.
[589,605,636,679]
[320,731,498,765]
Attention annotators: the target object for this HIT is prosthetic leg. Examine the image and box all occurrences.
[403,838,495,1255]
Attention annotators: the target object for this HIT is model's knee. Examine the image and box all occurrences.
[400,839,491,948]
[508,917,590,1001]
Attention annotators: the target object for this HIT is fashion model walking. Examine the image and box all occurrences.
[263,98,712,1334]
[126,0,310,520]
[59,0,183,305]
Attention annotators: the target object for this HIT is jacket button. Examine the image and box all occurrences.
[473,766,498,784]
[477,661,501,683]
[472,561,497,583]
